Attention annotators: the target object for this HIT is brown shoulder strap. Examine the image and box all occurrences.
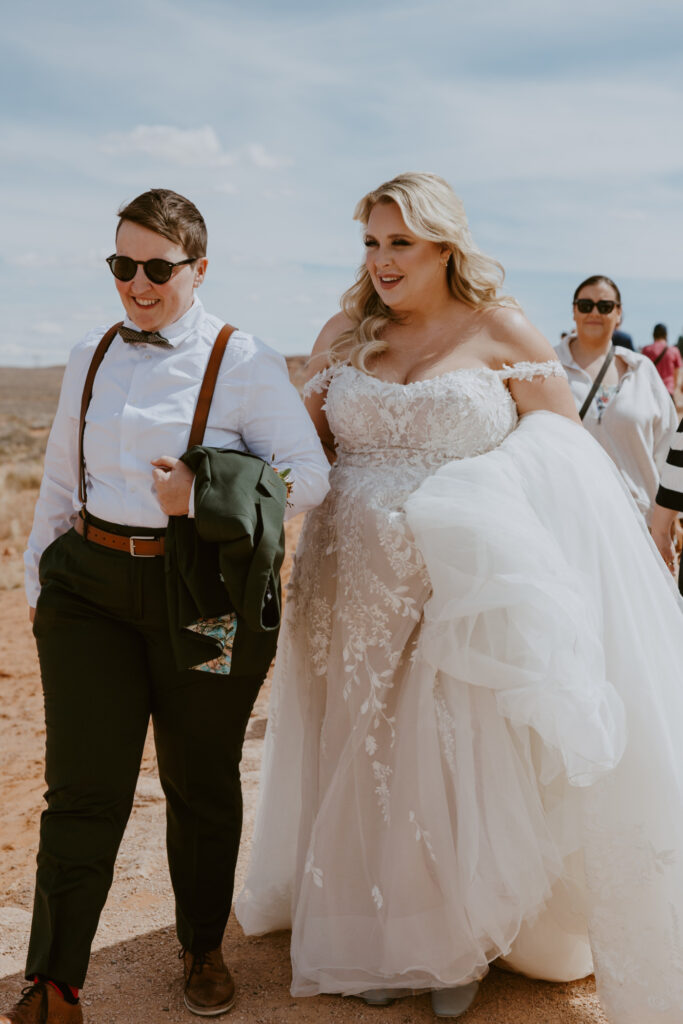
[187,323,237,448]
[78,321,236,509]
[654,344,669,367]
[78,322,123,506]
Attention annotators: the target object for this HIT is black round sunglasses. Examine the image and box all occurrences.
[106,254,195,285]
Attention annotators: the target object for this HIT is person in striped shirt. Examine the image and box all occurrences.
[651,422,683,585]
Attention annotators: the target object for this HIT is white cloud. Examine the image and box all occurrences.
[404,76,683,187]
[100,124,236,167]
[2,0,683,365]
[98,126,292,174]
[246,143,292,169]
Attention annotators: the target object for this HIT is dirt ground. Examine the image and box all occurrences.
[0,363,607,1023]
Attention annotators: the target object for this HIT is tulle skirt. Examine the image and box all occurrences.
[237,412,683,1023]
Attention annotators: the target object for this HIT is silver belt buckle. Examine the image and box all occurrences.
[129,535,156,557]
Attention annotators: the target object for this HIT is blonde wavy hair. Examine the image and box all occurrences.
[330,172,515,372]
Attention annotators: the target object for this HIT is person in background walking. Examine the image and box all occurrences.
[557,277,677,524]
[675,328,683,360]
[612,327,634,350]
[642,323,682,400]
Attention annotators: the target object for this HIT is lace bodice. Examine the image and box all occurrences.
[305,361,565,467]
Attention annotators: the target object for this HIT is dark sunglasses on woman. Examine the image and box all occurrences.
[573,299,619,315]
[106,254,195,284]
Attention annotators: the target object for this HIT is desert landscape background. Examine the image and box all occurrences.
[0,360,607,1022]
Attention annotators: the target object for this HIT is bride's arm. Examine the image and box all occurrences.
[488,307,581,423]
[650,502,678,575]
[303,313,351,464]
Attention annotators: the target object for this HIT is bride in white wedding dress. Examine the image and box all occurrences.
[236,173,683,1022]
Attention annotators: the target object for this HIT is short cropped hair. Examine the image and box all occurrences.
[653,323,667,339]
[116,189,207,259]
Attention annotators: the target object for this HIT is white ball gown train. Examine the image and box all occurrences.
[236,361,683,1023]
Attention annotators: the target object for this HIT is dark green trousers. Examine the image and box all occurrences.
[27,522,264,988]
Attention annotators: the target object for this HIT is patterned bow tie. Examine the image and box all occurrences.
[119,326,171,347]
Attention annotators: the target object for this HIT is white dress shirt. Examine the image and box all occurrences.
[556,336,677,523]
[25,297,330,605]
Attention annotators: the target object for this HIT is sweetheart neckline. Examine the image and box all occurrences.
[304,360,565,399]
[337,363,509,388]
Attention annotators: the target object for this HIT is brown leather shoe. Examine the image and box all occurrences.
[0,982,83,1024]
[182,947,236,1017]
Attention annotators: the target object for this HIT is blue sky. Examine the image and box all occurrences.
[1,0,682,364]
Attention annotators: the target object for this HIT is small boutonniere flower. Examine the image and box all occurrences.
[271,455,293,507]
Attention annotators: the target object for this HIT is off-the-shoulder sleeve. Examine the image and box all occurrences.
[497,360,567,383]
[302,364,337,399]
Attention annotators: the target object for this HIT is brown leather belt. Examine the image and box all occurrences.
[75,514,165,557]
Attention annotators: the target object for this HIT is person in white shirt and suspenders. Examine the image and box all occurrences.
[3,189,329,1024]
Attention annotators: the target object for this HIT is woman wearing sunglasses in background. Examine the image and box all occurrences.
[557,275,676,523]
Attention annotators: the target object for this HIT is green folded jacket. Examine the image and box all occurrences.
[165,446,287,676]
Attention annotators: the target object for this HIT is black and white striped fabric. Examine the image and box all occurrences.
[656,417,683,511]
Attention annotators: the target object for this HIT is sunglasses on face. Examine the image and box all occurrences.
[106,254,195,284]
[573,299,619,315]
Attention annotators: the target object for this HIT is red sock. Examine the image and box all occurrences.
[34,977,80,1003]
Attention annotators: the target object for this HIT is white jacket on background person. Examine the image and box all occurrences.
[556,335,677,523]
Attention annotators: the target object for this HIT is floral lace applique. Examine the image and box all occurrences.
[284,362,569,823]
[302,364,342,399]
[498,360,566,382]
[304,851,324,888]
[409,811,437,862]
[283,363,522,821]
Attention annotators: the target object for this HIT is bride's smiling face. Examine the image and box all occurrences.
[364,200,448,311]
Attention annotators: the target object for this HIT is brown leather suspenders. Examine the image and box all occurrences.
[186,325,236,448]
[78,322,123,507]
[78,322,237,512]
